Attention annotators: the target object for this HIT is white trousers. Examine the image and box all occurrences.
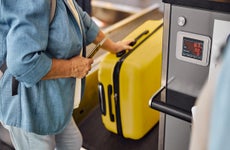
[3,118,83,150]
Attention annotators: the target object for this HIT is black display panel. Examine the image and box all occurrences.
[182,37,204,60]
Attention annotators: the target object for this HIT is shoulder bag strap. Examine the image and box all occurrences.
[50,0,56,23]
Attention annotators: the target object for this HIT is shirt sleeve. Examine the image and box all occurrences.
[75,3,100,45]
[2,0,52,87]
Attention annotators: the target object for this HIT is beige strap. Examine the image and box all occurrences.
[74,78,82,108]
[0,71,2,79]
[66,0,82,32]
[50,0,56,23]
[65,0,83,108]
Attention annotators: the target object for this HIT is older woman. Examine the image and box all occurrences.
[0,0,132,149]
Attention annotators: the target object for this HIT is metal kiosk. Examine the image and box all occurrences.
[149,0,230,150]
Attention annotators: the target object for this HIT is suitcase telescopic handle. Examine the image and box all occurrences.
[116,30,149,57]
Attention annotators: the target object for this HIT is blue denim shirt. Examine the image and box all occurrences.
[0,0,99,135]
[208,38,230,150]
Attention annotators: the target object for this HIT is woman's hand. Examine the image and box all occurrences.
[112,40,133,54]
[70,55,94,78]
[93,31,133,54]
[42,55,93,80]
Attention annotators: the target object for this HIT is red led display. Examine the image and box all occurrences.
[182,37,204,60]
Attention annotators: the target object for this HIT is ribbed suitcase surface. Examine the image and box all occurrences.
[98,20,163,139]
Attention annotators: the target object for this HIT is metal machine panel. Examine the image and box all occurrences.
[167,6,213,97]
[164,5,230,150]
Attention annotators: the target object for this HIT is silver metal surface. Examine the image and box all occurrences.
[158,3,171,150]
[161,4,230,150]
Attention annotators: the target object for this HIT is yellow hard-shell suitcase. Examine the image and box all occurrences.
[98,20,163,140]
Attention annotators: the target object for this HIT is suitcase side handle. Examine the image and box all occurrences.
[108,85,115,122]
[98,83,106,115]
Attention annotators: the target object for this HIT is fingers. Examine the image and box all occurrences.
[123,40,134,50]
[115,40,133,53]
[70,56,94,78]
